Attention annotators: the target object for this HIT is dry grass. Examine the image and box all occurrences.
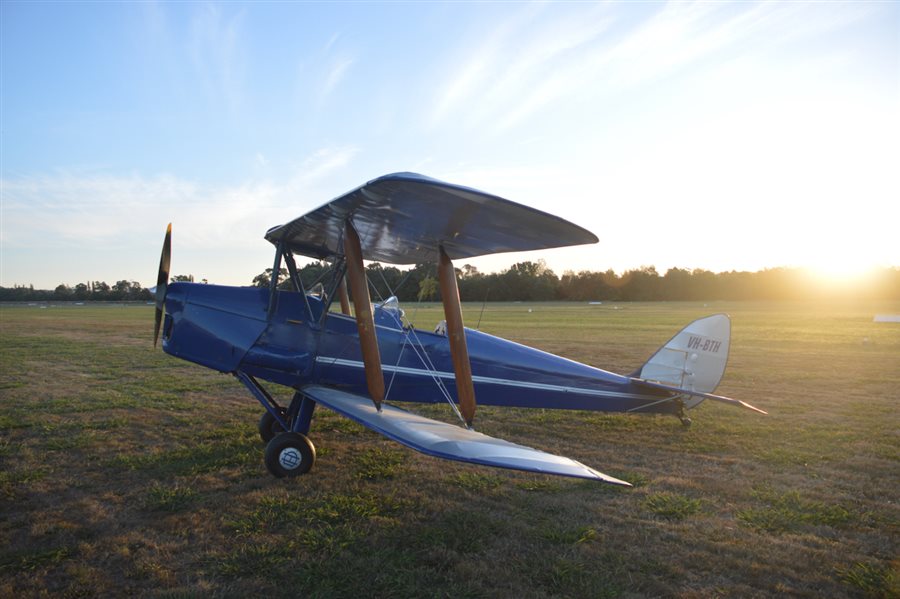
[0,300,898,598]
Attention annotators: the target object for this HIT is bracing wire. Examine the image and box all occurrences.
[355,259,466,427]
[475,287,490,330]
[367,271,385,304]
[379,296,466,427]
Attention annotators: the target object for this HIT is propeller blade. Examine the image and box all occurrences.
[154,304,163,348]
[153,223,172,347]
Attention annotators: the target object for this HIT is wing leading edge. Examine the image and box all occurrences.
[301,385,631,485]
[265,172,598,264]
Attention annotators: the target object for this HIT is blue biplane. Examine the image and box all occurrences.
[153,173,764,486]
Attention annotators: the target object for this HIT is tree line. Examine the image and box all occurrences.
[3,262,897,303]
[0,280,153,302]
[252,260,900,302]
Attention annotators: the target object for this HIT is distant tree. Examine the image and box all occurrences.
[74,283,90,300]
[662,268,691,300]
[402,263,435,302]
[559,269,621,301]
[458,264,491,302]
[497,260,558,301]
[619,266,660,301]
[691,269,718,300]
[252,271,270,288]
[125,280,147,300]
[252,268,291,289]
[717,270,753,300]
[365,263,408,301]
[54,284,72,299]
[298,262,329,289]
[111,280,130,300]
[418,276,438,301]
[171,275,194,283]
[92,281,110,298]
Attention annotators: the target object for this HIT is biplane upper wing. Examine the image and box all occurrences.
[301,385,631,485]
[265,172,598,264]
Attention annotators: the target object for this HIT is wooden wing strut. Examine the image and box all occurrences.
[438,246,477,427]
[343,221,385,410]
[337,277,352,316]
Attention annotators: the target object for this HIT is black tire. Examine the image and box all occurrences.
[264,432,316,478]
[258,410,286,443]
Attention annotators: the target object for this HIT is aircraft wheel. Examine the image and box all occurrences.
[264,432,315,478]
[258,409,286,443]
[679,416,692,428]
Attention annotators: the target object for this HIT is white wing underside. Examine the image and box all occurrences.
[302,385,631,486]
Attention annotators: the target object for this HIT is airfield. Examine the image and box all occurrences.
[1,301,897,597]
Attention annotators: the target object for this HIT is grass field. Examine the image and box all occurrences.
[1,300,898,598]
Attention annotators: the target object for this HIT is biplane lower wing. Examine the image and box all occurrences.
[301,385,631,486]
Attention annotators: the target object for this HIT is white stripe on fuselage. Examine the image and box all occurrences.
[314,356,660,401]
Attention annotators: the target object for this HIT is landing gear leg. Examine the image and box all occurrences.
[677,403,692,428]
[235,372,320,477]
[289,392,316,435]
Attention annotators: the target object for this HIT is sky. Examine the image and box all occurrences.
[2,1,898,290]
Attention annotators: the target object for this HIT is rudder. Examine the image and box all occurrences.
[634,314,731,396]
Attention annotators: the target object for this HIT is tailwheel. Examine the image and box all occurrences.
[258,409,287,443]
[264,432,316,478]
[677,403,692,428]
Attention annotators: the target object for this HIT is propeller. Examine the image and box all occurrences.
[153,223,172,347]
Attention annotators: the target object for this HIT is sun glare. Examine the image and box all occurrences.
[805,253,881,287]
[791,211,894,288]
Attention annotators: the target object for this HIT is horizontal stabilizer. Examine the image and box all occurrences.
[630,378,767,415]
[301,385,631,486]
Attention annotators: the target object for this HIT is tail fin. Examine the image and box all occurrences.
[633,314,730,395]
[631,314,765,414]
[631,314,766,422]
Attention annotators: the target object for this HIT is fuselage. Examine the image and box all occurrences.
[161,282,678,415]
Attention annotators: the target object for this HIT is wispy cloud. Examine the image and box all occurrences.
[188,3,247,114]
[426,1,873,134]
[0,146,361,285]
[320,56,354,101]
[285,145,360,192]
[2,145,360,249]
[2,171,261,249]
[303,31,356,105]
[426,3,556,129]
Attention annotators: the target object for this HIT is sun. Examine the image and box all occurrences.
[804,250,881,287]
